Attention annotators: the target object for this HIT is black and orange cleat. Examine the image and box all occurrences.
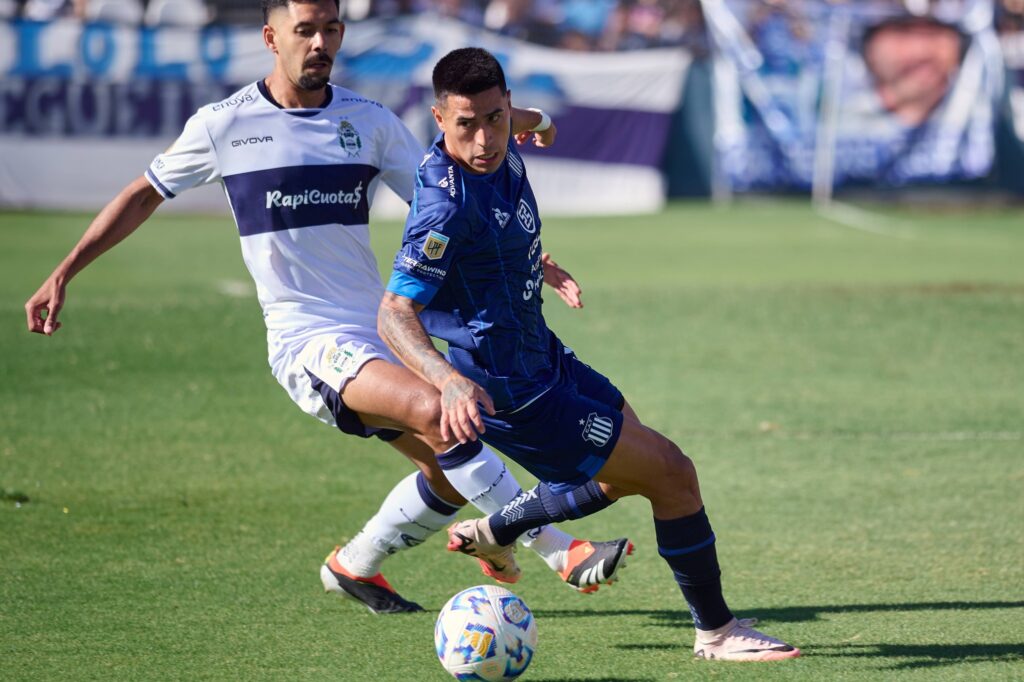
[559,538,635,593]
[320,546,424,614]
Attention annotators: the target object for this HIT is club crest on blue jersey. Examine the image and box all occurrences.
[516,199,536,234]
[423,230,450,260]
[337,119,362,157]
[581,412,614,447]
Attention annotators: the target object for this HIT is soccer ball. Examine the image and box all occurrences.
[434,585,538,681]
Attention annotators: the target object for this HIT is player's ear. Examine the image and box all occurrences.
[431,105,445,132]
[263,24,278,54]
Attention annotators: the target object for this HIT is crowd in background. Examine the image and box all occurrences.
[2,0,1024,46]
[0,0,708,50]
[350,0,708,52]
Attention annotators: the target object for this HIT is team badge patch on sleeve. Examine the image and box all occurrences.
[581,412,614,447]
[423,231,450,260]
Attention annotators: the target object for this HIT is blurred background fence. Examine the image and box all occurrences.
[2,0,1024,214]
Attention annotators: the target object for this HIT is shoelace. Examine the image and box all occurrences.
[726,617,788,649]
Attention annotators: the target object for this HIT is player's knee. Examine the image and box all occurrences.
[403,391,444,440]
[653,439,697,496]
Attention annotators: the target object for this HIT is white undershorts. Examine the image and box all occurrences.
[270,330,400,433]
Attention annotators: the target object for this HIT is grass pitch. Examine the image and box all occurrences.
[1,201,1022,680]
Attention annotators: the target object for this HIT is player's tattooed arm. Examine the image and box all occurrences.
[377,293,451,386]
[379,292,496,444]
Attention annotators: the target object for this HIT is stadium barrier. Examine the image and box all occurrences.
[2,9,1023,216]
[0,16,690,216]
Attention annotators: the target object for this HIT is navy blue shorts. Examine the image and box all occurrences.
[480,345,624,492]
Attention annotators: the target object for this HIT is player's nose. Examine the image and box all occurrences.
[476,127,493,148]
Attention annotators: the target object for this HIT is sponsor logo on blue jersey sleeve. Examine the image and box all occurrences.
[397,254,447,281]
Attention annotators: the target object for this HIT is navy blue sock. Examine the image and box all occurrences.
[654,507,733,631]
[487,480,614,546]
[415,471,464,514]
[435,440,484,469]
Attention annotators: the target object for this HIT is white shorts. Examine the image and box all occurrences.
[270,330,402,439]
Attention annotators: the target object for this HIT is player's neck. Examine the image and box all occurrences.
[263,74,330,110]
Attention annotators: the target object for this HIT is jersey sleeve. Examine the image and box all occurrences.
[375,110,423,204]
[386,198,468,305]
[145,112,220,199]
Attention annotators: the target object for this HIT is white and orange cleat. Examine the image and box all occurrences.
[447,518,521,584]
[559,538,635,593]
[693,618,801,662]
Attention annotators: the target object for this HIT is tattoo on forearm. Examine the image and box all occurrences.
[379,303,453,387]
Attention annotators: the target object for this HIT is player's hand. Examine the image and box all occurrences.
[439,372,496,444]
[515,120,557,149]
[541,252,583,309]
[25,275,66,336]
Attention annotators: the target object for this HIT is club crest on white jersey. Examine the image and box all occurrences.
[338,119,362,157]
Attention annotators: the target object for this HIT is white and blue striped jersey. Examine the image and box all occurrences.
[387,134,556,411]
[145,81,422,356]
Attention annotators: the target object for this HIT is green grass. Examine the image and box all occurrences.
[2,201,1022,680]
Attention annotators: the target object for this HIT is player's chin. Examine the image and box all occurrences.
[297,73,330,91]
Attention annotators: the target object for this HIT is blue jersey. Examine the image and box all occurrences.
[387,134,556,410]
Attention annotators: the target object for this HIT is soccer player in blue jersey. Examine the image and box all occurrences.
[379,47,801,661]
[24,0,632,615]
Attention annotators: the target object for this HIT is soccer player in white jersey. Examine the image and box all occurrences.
[24,0,632,614]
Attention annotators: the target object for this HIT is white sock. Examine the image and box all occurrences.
[338,471,460,578]
[442,445,574,573]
